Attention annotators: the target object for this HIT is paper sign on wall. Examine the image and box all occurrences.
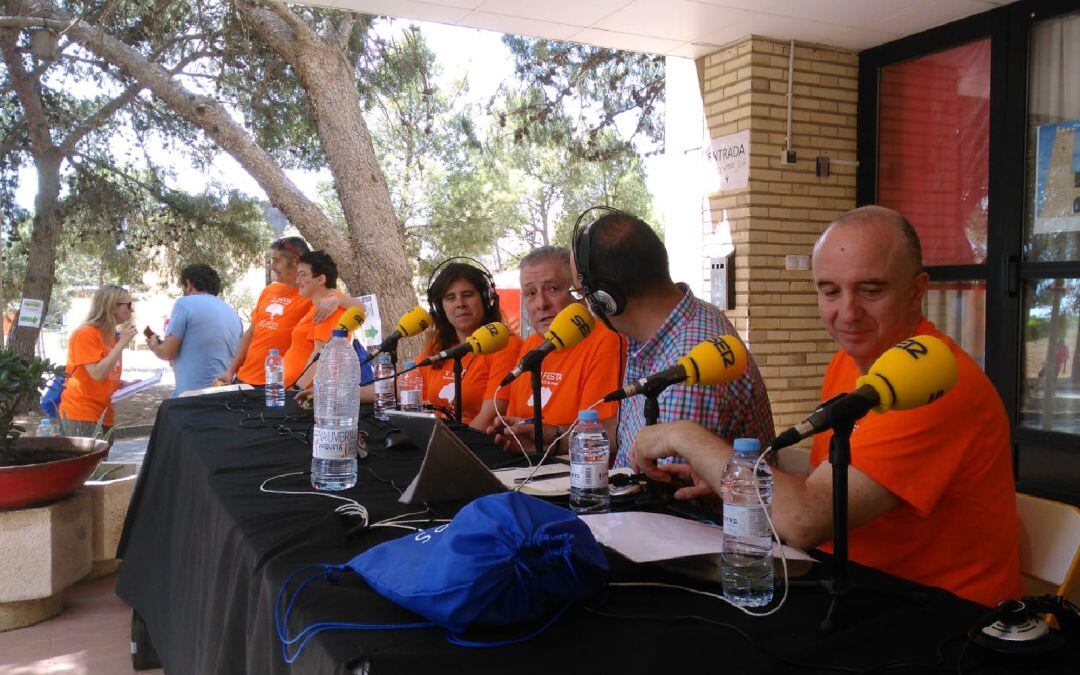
[356,294,383,347]
[1034,120,1080,235]
[17,298,44,328]
[707,129,750,192]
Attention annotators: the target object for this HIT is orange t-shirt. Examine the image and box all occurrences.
[503,321,623,426]
[810,319,1022,607]
[59,324,122,426]
[418,334,523,425]
[237,283,311,385]
[283,292,347,387]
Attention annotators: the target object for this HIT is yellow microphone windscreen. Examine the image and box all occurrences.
[466,322,510,355]
[338,306,366,332]
[398,306,433,337]
[856,335,959,413]
[544,303,595,351]
[677,336,748,385]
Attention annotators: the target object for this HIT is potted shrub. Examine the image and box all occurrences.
[0,349,109,509]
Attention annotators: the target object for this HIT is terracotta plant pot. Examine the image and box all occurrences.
[0,437,109,510]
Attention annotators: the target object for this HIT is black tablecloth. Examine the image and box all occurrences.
[116,393,1079,674]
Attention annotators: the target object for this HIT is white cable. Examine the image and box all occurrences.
[259,472,369,526]
[491,382,532,468]
[513,397,603,492]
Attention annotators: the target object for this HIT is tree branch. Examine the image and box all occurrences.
[248,0,311,40]
[57,81,141,155]
[0,26,55,157]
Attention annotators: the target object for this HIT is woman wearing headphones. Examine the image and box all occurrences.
[417,260,522,430]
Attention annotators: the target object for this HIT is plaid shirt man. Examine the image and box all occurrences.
[613,284,774,468]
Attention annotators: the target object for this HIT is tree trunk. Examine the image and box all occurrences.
[0,26,61,362]
[6,152,61,360]
[236,0,418,356]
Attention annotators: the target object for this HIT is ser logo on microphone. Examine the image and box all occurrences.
[570,314,590,337]
[482,323,500,338]
[897,338,929,360]
[710,337,737,367]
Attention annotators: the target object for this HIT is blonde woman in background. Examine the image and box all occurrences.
[59,284,140,439]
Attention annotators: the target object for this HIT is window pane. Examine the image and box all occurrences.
[1020,278,1080,434]
[878,39,991,266]
[1024,11,1080,263]
[922,280,986,369]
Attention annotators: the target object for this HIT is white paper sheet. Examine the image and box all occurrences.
[492,466,633,497]
[579,511,815,564]
[111,369,164,402]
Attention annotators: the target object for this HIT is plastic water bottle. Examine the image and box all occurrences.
[264,348,284,408]
[721,437,774,607]
[311,330,360,491]
[36,418,58,437]
[569,410,610,514]
[397,361,423,412]
[373,353,396,421]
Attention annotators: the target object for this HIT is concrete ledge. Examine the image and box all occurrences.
[0,593,62,632]
[0,492,92,632]
[83,463,138,581]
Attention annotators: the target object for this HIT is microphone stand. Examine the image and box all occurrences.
[786,416,925,634]
[529,360,545,457]
[452,354,465,426]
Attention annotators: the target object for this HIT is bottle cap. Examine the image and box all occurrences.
[331,329,348,338]
[404,360,416,369]
[268,349,280,356]
[577,409,600,422]
[733,438,760,455]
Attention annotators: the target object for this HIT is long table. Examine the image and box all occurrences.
[116,392,1079,674]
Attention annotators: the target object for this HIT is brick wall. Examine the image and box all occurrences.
[698,36,858,436]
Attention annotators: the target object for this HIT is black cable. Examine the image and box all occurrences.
[358,466,406,497]
[579,603,863,674]
[955,638,973,675]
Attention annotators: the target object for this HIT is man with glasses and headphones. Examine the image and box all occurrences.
[569,207,774,468]
[217,236,313,385]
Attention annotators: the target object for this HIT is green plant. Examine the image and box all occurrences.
[0,348,62,463]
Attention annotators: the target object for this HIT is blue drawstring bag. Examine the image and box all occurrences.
[353,341,375,385]
[40,369,67,418]
[276,492,609,662]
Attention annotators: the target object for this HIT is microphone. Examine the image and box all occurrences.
[366,306,433,361]
[500,303,595,386]
[602,335,748,402]
[770,334,959,451]
[337,305,366,332]
[416,322,511,367]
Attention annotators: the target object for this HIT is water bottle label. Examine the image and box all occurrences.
[570,462,608,490]
[399,389,422,406]
[375,379,393,394]
[723,503,770,538]
[313,428,356,460]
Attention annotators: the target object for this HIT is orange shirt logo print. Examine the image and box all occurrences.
[260,296,295,330]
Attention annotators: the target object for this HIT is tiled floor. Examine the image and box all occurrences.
[0,574,162,675]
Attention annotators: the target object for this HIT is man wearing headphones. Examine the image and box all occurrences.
[487,246,625,454]
[569,208,774,467]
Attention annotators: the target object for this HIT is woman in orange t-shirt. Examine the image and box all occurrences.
[283,251,347,390]
[397,261,520,429]
[59,284,139,436]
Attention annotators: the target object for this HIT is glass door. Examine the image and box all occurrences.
[1014,10,1080,500]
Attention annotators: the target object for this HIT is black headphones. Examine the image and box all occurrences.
[425,257,497,321]
[571,206,629,317]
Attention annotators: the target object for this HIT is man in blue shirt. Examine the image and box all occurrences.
[147,264,243,396]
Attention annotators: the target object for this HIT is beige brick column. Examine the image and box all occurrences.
[698,37,858,435]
